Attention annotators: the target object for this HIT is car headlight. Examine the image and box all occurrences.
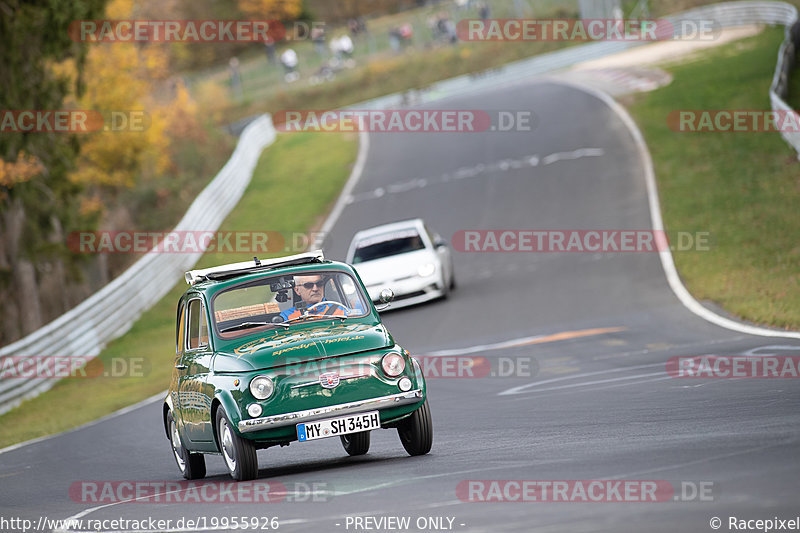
[249,376,274,400]
[418,263,436,277]
[382,353,406,377]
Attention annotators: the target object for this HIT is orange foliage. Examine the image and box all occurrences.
[0,151,45,188]
[236,0,303,20]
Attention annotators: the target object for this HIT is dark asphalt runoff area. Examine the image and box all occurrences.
[1,80,799,533]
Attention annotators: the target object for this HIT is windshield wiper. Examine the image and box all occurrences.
[220,321,288,333]
[278,313,348,327]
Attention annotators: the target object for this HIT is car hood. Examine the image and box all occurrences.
[214,322,393,372]
[353,249,437,285]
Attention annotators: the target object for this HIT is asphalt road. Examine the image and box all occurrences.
[1,80,799,533]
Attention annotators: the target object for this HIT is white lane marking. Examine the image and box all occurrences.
[542,148,605,165]
[554,79,800,340]
[742,344,800,356]
[346,147,603,205]
[0,390,166,456]
[313,129,369,249]
[505,370,668,394]
[424,334,548,357]
[499,362,664,396]
[423,327,624,357]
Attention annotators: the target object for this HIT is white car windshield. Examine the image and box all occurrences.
[352,229,426,263]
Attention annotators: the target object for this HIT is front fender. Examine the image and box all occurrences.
[212,389,244,444]
[412,356,427,392]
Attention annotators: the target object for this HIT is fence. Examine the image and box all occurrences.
[0,115,276,414]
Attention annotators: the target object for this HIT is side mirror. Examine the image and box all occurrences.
[434,234,447,248]
[376,288,394,311]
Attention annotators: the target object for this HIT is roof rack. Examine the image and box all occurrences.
[185,250,325,286]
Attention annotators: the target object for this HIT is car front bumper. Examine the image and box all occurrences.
[366,274,445,308]
[238,389,424,433]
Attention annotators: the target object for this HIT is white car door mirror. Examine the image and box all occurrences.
[376,288,394,311]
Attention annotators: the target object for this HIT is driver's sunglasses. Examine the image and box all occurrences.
[301,281,326,289]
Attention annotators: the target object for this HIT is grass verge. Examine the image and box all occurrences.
[0,131,358,449]
[628,27,800,330]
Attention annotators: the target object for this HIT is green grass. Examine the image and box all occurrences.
[628,27,800,331]
[0,131,358,448]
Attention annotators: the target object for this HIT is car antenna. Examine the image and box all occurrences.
[253,256,261,266]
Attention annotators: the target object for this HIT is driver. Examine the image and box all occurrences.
[279,274,347,321]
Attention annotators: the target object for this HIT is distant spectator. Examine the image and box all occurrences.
[337,34,354,59]
[348,18,367,39]
[280,48,299,82]
[478,2,490,20]
[389,27,402,52]
[228,57,242,99]
[311,26,327,57]
[400,23,413,43]
[263,37,276,64]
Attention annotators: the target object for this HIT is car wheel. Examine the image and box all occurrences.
[398,399,433,456]
[340,431,370,456]
[168,411,206,480]
[216,408,258,481]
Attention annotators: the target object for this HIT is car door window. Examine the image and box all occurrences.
[187,299,209,350]
[176,301,185,355]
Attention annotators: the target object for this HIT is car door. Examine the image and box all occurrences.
[177,296,215,443]
[170,297,187,431]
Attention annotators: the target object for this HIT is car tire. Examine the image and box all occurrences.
[168,411,206,480]
[216,408,258,481]
[449,271,456,290]
[340,431,370,456]
[398,399,433,456]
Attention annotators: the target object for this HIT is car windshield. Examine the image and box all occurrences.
[213,270,369,337]
[352,229,426,263]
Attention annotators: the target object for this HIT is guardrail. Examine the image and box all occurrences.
[670,2,799,156]
[2,2,799,416]
[0,115,276,414]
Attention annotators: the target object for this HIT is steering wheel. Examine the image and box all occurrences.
[306,301,350,315]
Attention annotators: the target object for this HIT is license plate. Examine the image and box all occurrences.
[297,411,380,442]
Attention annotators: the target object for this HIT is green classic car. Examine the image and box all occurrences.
[162,251,432,481]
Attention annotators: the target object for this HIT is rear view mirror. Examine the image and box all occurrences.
[376,288,394,311]
[379,288,394,304]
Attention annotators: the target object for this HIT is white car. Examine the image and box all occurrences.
[346,219,455,309]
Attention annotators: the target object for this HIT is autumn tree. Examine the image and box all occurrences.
[0,0,107,343]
